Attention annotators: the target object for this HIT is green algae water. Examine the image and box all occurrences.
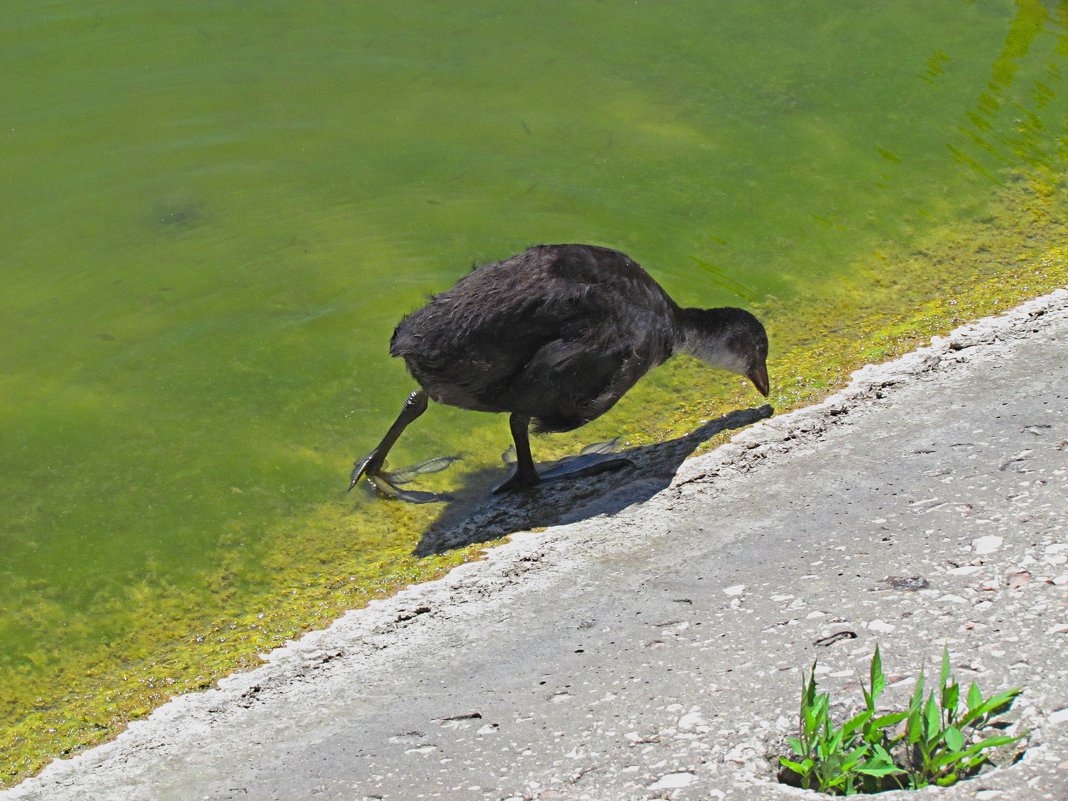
[3,0,1068,783]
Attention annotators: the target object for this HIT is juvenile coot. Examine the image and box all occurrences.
[350,244,769,499]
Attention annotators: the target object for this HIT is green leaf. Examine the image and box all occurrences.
[935,772,959,787]
[839,745,869,774]
[805,661,818,702]
[943,725,965,752]
[871,743,897,762]
[856,743,903,778]
[967,682,982,711]
[827,727,845,755]
[966,734,1023,753]
[822,772,847,791]
[985,688,1021,715]
[910,666,926,713]
[857,762,904,777]
[870,711,909,730]
[842,709,874,738]
[943,682,960,727]
[959,688,1021,728]
[960,753,994,773]
[930,734,1020,770]
[931,750,969,771]
[906,705,924,744]
[804,691,829,737]
[925,693,942,743]
[870,643,886,704]
[939,647,951,692]
[779,757,811,776]
[801,664,818,732]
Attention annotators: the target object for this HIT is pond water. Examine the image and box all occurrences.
[3,0,1067,783]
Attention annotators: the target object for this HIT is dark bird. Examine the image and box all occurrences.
[349,244,769,500]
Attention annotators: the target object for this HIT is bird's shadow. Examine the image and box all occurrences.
[409,404,774,557]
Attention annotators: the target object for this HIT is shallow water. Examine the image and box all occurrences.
[2,0,1067,781]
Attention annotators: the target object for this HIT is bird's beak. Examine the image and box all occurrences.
[747,362,770,397]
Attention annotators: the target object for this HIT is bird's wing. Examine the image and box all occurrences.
[504,336,651,432]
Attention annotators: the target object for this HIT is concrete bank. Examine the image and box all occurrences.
[4,289,1067,801]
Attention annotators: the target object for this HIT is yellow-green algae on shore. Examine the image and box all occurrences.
[2,168,1066,787]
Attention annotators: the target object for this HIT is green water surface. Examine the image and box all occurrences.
[2,0,1067,782]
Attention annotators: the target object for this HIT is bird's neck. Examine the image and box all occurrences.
[674,307,747,374]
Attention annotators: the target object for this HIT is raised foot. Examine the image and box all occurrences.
[349,453,461,504]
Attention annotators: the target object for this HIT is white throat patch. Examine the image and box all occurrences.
[679,336,748,375]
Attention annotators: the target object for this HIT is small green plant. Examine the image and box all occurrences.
[779,645,1024,795]
[780,644,907,794]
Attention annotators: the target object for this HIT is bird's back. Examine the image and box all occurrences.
[391,245,678,428]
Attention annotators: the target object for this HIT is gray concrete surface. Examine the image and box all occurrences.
[5,290,1068,801]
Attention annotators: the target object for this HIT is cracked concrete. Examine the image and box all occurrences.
[3,289,1067,801]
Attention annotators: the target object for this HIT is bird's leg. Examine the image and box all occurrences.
[493,422,634,494]
[350,390,452,503]
[493,413,540,493]
[350,390,428,489]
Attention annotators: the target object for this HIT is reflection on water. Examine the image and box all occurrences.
[2,0,1067,783]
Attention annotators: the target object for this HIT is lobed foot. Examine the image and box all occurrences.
[493,438,633,494]
[538,452,633,481]
[491,465,540,494]
[349,453,460,504]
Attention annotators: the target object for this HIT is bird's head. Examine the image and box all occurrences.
[678,307,770,397]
